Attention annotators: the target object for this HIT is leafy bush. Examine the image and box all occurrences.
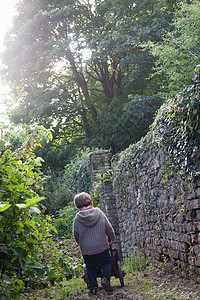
[42,148,94,214]
[53,205,77,239]
[0,124,80,299]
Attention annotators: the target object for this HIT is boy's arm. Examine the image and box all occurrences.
[73,219,79,244]
[105,217,115,243]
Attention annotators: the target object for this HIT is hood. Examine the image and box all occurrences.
[75,207,101,227]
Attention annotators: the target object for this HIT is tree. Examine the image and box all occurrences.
[146,0,200,96]
[2,0,175,163]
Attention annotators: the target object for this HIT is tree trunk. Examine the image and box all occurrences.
[67,50,99,128]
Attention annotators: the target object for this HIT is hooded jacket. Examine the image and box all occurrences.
[73,207,115,255]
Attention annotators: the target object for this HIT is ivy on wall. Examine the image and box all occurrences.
[151,65,200,179]
[112,66,200,196]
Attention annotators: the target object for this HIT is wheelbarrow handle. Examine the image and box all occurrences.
[109,244,113,257]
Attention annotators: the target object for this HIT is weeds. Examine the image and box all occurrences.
[58,277,87,299]
[123,248,149,272]
[22,248,200,299]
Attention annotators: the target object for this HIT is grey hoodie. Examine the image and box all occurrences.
[73,207,115,255]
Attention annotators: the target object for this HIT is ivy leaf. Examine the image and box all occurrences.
[2,274,11,284]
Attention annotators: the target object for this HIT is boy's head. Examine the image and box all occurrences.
[74,192,93,209]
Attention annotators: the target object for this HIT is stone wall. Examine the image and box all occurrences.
[111,136,200,278]
[88,69,200,277]
[89,142,200,277]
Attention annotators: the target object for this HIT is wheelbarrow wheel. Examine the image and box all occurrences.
[117,260,124,287]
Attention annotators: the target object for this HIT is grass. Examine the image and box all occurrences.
[57,277,88,299]
[123,248,149,272]
[22,277,88,300]
[22,247,200,300]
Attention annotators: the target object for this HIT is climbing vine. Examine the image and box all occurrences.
[151,65,200,179]
[112,66,200,200]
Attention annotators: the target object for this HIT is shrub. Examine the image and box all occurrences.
[0,124,80,299]
[42,148,94,214]
[53,205,77,239]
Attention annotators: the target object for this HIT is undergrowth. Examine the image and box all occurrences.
[22,248,200,300]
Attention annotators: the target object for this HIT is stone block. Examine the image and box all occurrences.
[168,249,179,259]
[154,238,161,246]
[179,252,188,262]
[186,222,196,232]
[194,256,200,267]
[171,240,179,250]
[191,234,199,245]
[174,223,181,232]
[185,210,196,221]
[156,246,163,253]
[181,223,187,233]
[178,242,189,253]
[172,232,180,241]
[167,231,172,240]
[196,209,200,220]
[191,245,200,256]
[162,248,169,255]
[186,199,200,210]
[179,233,191,244]
[154,252,162,261]
[175,214,185,223]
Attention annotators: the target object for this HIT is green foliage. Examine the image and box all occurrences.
[101,171,112,182]
[151,67,200,178]
[112,66,200,195]
[64,148,93,194]
[58,277,87,300]
[124,249,148,273]
[53,205,77,239]
[147,1,200,96]
[1,0,174,157]
[0,124,79,299]
[42,148,93,213]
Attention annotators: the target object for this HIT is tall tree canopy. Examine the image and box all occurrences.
[147,0,200,96]
[1,0,177,168]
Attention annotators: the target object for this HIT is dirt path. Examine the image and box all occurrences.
[74,269,200,300]
[24,267,200,299]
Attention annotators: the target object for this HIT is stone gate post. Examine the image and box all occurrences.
[90,151,122,257]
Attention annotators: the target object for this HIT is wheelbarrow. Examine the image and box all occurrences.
[82,246,126,287]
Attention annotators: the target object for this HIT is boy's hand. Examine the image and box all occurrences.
[108,240,113,246]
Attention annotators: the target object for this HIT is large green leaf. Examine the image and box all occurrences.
[26,197,45,206]
[12,246,28,258]
[16,203,27,209]
[29,206,41,214]
[0,203,11,212]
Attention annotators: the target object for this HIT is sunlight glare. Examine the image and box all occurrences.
[0,0,17,51]
[0,0,17,123]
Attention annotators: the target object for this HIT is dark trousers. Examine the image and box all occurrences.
[83,249,112,289]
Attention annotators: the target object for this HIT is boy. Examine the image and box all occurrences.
[73,192,115,295]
